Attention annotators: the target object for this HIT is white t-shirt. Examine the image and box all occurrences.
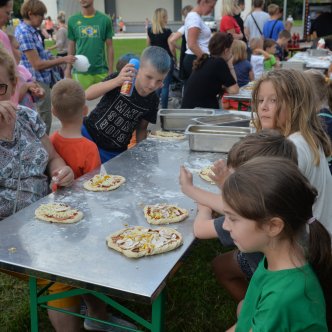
[244,11,269,40]
[288,132,332,235]
[184,12,211,55]
[250,54,264,80]
[177,25,185,35]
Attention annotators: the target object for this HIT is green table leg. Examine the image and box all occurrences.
[29,276,39,332]
[151,289,166,332]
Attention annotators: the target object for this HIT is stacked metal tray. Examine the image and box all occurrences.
[185,125,252,153]
[159,108,215,131]
[193,112,251,127]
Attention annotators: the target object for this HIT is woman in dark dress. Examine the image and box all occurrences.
[147,8,175,108]
[181,32,239,109]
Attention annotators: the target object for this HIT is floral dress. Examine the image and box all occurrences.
[0,106,49,220]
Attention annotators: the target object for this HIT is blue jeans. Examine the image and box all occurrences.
[158,59,174,109]
[81,124,122,163]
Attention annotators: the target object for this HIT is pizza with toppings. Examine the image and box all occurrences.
[83,174,125,191]
[35,203,83,223]
[199,165,215,184]
[149,130,185,139]
[143,204,188,225]
[106,226,183,258]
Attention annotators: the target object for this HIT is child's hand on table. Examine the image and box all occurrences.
[179,166,193,195]
[210,159,232,189]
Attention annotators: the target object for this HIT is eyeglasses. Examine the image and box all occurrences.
[0,83,8,96]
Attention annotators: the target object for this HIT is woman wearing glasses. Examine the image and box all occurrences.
[0,46,74,219]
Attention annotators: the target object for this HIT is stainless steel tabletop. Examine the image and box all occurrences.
[0,138,224,303]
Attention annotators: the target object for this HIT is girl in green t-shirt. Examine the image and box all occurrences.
[222,157,332,332]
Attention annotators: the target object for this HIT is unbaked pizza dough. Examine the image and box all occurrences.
[149,131,185,139]
[106,226,183,258]
[199,166,215,184]
[83,174,125,191]
[35,203,83,223]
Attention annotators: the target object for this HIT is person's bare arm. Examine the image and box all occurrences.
[179,166,224,213]
[255,48,271,60]
[65,40,76,78]
[41,135,74,187]
[135,119,149,142]
[193,204,219,239]
[85,63,136,100]
[168,31,182,50]
[168,32,181,65]
[226,28,243,40]
[106,38,114,74]
[224,55,239,94]
[244,26,250,41]
[187,27,204,57]
[249,69,255,81]
[24,49,76,71]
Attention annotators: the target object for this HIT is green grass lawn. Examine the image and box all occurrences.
[0,240,236,331]
[293,20,303,27]
[45,39,147,70]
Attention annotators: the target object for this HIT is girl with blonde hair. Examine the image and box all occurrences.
[220,0,243,40]
[252,69,332,233]
[147,8,175,108]
[222,39,253,110]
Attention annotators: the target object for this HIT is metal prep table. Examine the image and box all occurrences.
[0,138,224,332]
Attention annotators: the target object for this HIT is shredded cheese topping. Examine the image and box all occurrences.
[36,203,78,219]
[113,227,179,251]
[89,174,123,187]
[147,204,184,220]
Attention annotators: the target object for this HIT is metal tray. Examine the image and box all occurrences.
[185,125,252,152]
[159,108,215,131]
[193,113,251,127]
[308,49,329,57]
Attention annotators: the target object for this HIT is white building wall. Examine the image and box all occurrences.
[115,0,174,22]
[43,0,58,21]
[42,0,253,27]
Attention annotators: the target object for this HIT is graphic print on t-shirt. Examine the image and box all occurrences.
[79,25,100,38]
[95,94,145,148]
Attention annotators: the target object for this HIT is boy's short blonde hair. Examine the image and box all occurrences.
[268,4,280,16]
[249,37,263,50]
[51,79,85,121]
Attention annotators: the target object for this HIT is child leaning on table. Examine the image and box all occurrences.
[223,157,331,332]
[49,79,137,331]
[179,130,298,292]
[50,79,101,178]
[275,29,291,61]
[84,46,171,163]
[222,39,254,110]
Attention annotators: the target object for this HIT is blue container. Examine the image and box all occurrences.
[120,58,140,96]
